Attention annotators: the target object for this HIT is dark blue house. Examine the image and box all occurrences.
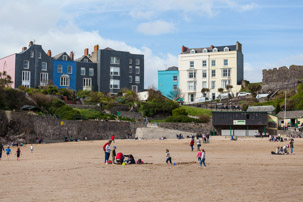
[52,52,77,90]
[75,55,97,91]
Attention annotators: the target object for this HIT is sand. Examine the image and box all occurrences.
[0,137,303,202]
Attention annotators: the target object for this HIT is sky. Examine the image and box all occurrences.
[1,0,303,88]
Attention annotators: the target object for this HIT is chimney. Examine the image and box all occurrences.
[22,47,27,51]
[94,44,99,53]
[236,41,242,51]
[70,51,74,60]
[210,45,214,49]
[47,50,52,57]
[182,45,188,53]
[84,48,89,56]
[29,41,33,46]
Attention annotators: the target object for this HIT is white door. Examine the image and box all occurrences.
[222,129,233,136]
[234,130,246,136]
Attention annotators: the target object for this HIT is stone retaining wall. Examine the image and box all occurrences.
[157,122,212,134]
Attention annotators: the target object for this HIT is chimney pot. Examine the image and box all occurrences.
[210,45,214,49]
[22,47,27,51]
[70,51,74,61]
[94,45,99,52]
[29,41,33,46]
[182,45,188,53]
[84,48,89,56]
[47,50,52,57]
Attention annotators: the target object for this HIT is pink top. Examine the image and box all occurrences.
[197,151,202,157]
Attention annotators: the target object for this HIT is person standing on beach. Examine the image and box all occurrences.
[165,149,172,167]
[197,149,202,162]
[200,149,206,168]
[6,146,11,160]
[197,138,201,151]
[290,139,294,154]
[103,140,112,164]
[190,138,194,151]
[15,147,22,160]
[0,142,4,160]
[112,146,117,163]
[30,144,33,152]
[111,135,115,143]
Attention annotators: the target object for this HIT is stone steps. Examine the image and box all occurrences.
[135,125,193,139]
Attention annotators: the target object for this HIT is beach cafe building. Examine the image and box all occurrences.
[212,111,268,136]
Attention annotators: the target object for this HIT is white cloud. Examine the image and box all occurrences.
[137,20,176,35]
[129,10,154,20]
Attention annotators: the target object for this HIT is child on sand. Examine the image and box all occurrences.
[30,144,33,152]
[197,149,202,162]
[112,146,117,164]
[200,149,206,168]
[6,146,11,160]
[197,138,201,151]
[166,149,172,166]
[290,139,294,154]
[15,147,22,160]
[190,139,194,152]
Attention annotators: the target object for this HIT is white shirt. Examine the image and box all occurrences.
[30,146,33,151]
[166,152,170,158]
[202,152,205,159]
[105,145,111,153]
[197,139,201,145]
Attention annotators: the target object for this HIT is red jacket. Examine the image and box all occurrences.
[111,135,115,140]
[116,152,123,160]
[190,140,194,146]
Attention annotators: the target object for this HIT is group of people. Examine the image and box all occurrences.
[271,139,295,155]
[0,142,32,161]
[165,148,207,168]
[189,135,209,152]
[269,134,286,142]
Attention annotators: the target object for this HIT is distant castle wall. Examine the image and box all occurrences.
[262,65,303,92]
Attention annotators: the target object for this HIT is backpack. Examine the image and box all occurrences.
[103,142,108,151]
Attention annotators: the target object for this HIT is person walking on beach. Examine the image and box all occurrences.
[112,146,117,164]
[190,138,194,152]
[6,146,11,160]
[166,149,172,167]
[197,149,202,162]
[103,140,112,164]
[30,144,33,152]
[200,149,206,168]
[197,138,201,151]
[0,142,4,160]
[15,147,22,160]
[290,139,294,154]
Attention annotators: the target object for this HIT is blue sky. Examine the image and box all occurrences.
[1,0,303,88]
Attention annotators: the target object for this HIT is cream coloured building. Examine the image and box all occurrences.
[178,42,243,103]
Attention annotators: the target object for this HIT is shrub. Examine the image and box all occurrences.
[140,99,179,117]
[58,88,74,100]
[165,115,201,123]
[31,93,53,110]
[55,105,81,120]
[172,108,188,116]
[198,114,210,123]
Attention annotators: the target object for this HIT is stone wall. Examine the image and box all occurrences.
[0,110,144,143]
[157,122,212,134]
[262,65,303,92]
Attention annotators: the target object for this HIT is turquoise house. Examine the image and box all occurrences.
[158,66,179,100]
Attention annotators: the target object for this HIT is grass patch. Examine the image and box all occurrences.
[180,106,212,117]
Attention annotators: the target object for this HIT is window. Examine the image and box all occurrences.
[224,59,228,66]
[212,70,216,77]
[187,81,196,91]
[129,59,133,64]
[222,68,231,77]
[38,52,42,59]
[110,67,120,76]
[81,67,86,75]
[60,75,70,86]
[110,79,120,89]
[190,61,194,68]
[213,48,218,52]
[67,65,72,74]
[22,71,30,88]
[42,62,47,71]
[136,66,140,74]
[188,71,196,79]
[110,56,120,64]
[129,76,132,83]
[57,65,62,73]
[129,66,133,73]
[224,47,229,52]
[173,75,177,81]
[132,85,138,92]
[83,78,92,91]
[202,81,207,88]
[136,59,140,65]
[89,68,94,76]
[84,59,88,63]
[23,60,29,69]
[202,70,207,78]
[173,85,177,91]
[203,49,207,53]
[221,80,230,88]
[62,55,67,61]
[202,60,207,67]
[190,49,195,54]
[189,94,195,102]
[135,76,140,83]
[211,81,216,89]
[211,60,216,66]
[30,51,34,58]
[40,73,48,86]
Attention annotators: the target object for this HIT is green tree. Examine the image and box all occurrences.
[201,88,210,97]
[248,83,262,97]
[218,88,224,101]
[0,71,13,88]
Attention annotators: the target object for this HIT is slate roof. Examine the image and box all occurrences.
[166,66,178,71]
[276,110,303,119]
[53,52,68,60]
[182,45,236,54]
[75,55,92,62]
[247,105,275,113]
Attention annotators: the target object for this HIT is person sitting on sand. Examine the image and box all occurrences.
[125,154,135,164]
[112,146,117,164]
[116,152,124,164]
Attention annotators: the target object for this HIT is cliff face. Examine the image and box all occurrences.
[0,110,142,143]
[262,65,303,92]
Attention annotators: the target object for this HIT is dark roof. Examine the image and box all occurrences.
[166,66,178,71]
[75,55,92,62]
[104,47,115,51]
[53,52,68,60]
[247,105,275,113]
[182,45,236,54]
[276,110,303,119]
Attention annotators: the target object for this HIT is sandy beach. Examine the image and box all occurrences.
[0,137,303,202]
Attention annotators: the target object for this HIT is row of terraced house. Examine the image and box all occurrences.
[0,41,144,93]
